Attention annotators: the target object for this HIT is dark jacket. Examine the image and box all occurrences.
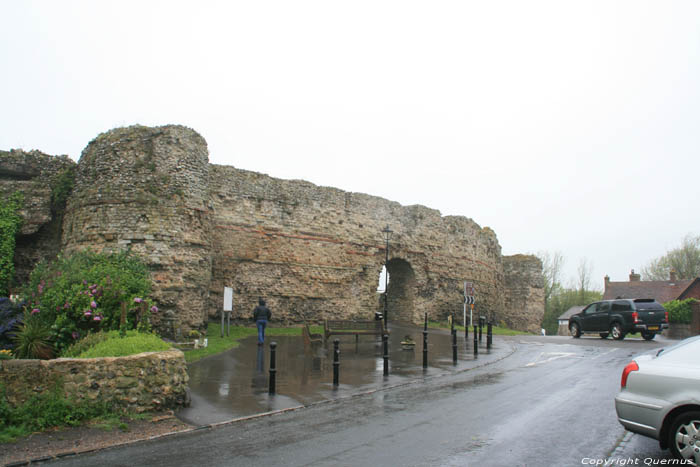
[253,305,271,322]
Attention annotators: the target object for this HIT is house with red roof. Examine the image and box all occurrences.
[602,269,700,303]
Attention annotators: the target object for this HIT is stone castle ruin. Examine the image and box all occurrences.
[1,125,544,335]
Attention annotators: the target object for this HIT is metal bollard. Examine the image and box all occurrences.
[473,325,478,356]
[452,328,458,364]
[479,317,483,343]
[487,322,493,350]
[269,342,277,395]
[422,312,428,369]
[383,333,389,376]
[465,321,468,340]
[333,339,340,387]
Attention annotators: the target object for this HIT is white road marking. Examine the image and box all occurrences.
[525,352,580,367]
[591,348,619,359]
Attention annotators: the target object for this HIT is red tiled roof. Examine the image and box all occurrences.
[603,279,697,303]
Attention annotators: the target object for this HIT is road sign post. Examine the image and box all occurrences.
[222,287,233,337]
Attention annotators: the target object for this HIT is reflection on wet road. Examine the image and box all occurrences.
[178,324,510,425]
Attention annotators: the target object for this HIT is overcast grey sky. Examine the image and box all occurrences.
[2,1,699,290]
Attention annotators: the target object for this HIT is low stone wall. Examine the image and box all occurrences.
[0,349,189,412]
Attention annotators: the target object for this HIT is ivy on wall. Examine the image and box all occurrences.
[0,191,24,296]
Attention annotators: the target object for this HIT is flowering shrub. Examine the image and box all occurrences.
[22,250,156,353]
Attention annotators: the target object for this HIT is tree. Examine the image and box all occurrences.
[538,250,564,308]
[641,234,700,281]
[537,253,602,335]
[576,258,592,302]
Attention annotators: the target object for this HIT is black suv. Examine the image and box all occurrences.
[568,298,669,341]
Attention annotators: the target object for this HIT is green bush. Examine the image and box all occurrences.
[73,330,171,358]
[664,298,698,324]
[22,250,156,353]
[60,330,111,358]
[0,382,114,442]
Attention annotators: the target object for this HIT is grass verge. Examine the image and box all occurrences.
[0,383,136,443]
[428,321,528,336]
[183,322,323,363]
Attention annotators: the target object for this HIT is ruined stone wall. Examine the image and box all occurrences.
[3,125,544,334]
[208,165,505,325]
[0,150,76,286]
[61,126,212,336]
[0,349,188,412]
[502,254,545,333]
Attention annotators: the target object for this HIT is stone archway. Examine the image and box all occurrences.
[385,258,416,324]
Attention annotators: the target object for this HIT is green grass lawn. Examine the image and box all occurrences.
[183,322,324,363]
[428,321,528,336]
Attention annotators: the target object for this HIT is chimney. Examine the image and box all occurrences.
[670,269,677,282]
[629,269,641,282]
[604,275,610,288]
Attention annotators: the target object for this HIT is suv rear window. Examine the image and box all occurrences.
[633,299,665,311]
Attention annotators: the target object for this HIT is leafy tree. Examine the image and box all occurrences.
[537,252,602,335]
[642,234,700,281]
[0,192,23,296]
[538,250,564,308]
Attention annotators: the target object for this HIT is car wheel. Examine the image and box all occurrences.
[570,322,581,338]
[642,332,656,341]
[610,322,625,340]
[599,333,609,339]
[667,410,700,465]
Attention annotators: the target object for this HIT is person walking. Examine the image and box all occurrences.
[253,298,271,345]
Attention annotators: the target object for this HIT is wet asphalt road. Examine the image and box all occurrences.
[45,333,677,467]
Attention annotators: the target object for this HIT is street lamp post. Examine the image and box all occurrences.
[382,225,392,329]
[382,225,392,377]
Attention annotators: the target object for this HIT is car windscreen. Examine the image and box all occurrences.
[655,336,700,362]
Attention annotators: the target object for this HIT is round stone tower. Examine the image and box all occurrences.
[62,125,212,336]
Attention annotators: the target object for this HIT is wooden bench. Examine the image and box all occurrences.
[324,319,388,343]
[302,322,323,349]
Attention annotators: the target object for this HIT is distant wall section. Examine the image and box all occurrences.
[502,254,544,333]
[0,150,75,287]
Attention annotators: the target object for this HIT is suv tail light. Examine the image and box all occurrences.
[664,311,669,323]
[621,361,639,388]
[632,311,639,324]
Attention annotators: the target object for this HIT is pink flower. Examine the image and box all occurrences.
[84,311,92,317]
[31,308,40,315]
[72,331,80,340]
[134,297,143,303]
[91,301,97,309]
[150,305,158,313]
[93,315,102,322]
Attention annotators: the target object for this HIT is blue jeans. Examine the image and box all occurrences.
[256,320,268,343]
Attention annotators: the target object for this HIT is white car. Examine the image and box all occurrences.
[615,335,700,465]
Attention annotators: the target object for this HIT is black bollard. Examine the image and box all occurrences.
[382,333,389,376]
[333,339,340,387]
[452,328,458,364]
[473,325,478,356]
[479,317,483,343]
[269,342,277,395]
[465,320,468,340]
[487,322,493,350]
[422,312,428,369]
